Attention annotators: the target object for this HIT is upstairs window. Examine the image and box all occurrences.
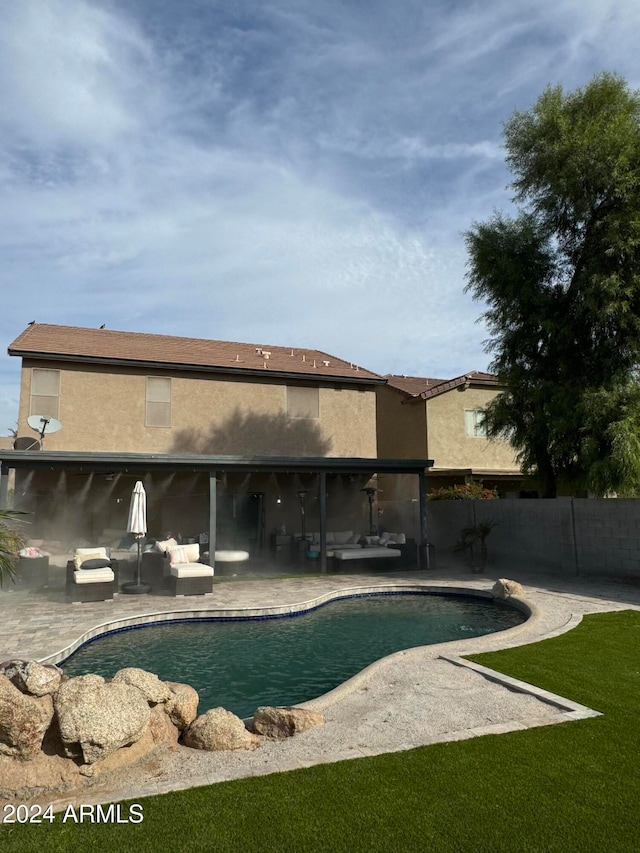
[465,408,487,438]
[30,368,60,419]
[286,386,319,419]
[146,377,171,427]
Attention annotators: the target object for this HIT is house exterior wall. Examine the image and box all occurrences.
[375,385,427,458]
[426,386,518,470]
[17,359,377,458]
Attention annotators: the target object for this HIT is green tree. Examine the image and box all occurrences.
[465,72,640,497]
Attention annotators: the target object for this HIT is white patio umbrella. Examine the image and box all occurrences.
[122,480,150,594]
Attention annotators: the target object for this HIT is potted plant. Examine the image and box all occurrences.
[454,520,496,573]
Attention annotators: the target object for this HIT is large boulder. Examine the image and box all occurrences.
[148,705,181,747]
[112,668,172,706]
[164,681,199,730]
[0,674,54,759]
[183,707,260,751]
[55,675,151,764]
[492,578,524,599]
[253,706,325,739]
[0,660,63,697]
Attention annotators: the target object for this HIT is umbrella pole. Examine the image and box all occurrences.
[122,536,151,595]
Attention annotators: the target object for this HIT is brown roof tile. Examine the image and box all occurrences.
[384,374,447,396]
[9,324,383,382]
[385,371,501,399]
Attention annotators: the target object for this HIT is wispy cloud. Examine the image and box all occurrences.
[1,0,639,431]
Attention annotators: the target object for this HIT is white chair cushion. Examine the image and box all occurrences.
[155,537,178,554]
[170,564,214,578]
[168,543,201,565]
[74,568,115,584]
[333,547,401,561]
[74,547,109,569]
[214,550,249,562]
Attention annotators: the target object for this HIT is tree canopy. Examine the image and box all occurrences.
[465,72,640,498]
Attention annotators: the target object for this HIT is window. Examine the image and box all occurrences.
[146,377,171,427]
[30,368,60,419]
[286,386,319,419]
[465,408,487,438]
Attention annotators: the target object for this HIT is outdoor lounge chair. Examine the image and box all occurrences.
[165,543,214,596]
[66,547,119,603]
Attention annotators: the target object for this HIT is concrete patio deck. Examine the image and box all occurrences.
[1,565,639,808]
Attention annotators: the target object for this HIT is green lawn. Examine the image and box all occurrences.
[2,609,639,852]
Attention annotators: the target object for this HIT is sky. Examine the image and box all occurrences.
[1,0,639,435]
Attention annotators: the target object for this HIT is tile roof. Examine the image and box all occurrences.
[8,324,383,382]
[385,374,447,396]
[385,371,501,400]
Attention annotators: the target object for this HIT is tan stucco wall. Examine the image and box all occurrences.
[426,386,519,470]
[17,360,377,458]
[375,385,427,458]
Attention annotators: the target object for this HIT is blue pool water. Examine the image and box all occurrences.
[61,592,525,718]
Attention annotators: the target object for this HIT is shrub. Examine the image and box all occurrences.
[427,483,499,501]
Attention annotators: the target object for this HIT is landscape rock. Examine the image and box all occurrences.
[0,675,54,759]
[148,704,181,746]
[0,660,63,697]
[492,578,524,599]
[112,667,172,706]
[253,706,325,739]
[164,680,199,730]
[183,707,260,751]
[55,675,150,764]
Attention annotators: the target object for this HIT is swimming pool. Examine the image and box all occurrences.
[61,592,526,718]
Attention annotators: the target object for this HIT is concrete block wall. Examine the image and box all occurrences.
[572,499,640,577]
[426,498,640,579]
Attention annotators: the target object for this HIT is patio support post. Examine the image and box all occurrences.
[319,471,327,573]
[209,471,217,572]
[418,471,429,569]
[0,464,8,507]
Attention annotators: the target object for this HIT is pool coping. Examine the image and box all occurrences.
[39,583,535,667]
[41,582,600,730]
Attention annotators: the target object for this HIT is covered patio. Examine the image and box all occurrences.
[1,450,434,588]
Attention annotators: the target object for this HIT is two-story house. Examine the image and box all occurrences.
[1,324,432,571]
[376,371,522,495]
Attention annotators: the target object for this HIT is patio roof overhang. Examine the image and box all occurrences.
[0,450,433,475]
[0,451,434,574]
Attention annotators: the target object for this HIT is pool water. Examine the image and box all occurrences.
[62,593,525,718]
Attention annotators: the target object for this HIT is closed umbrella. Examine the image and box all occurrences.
[122,480,151,595]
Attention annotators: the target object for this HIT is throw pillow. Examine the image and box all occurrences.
[80,558,112,570]
[168,543,200,565]
[155,537,178,554]
[379,533,390,546]
[19,547,43,558]
[74,549,108,570]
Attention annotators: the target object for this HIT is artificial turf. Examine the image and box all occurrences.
[1,609,638,852]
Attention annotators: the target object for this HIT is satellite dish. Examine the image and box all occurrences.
[27,415,62,435]
[13,436,42,451]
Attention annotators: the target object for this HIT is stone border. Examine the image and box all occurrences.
[36,584,547,717]
[439,655,601,723]
[37,583,536,668]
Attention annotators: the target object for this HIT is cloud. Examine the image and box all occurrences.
[1,0,640,432]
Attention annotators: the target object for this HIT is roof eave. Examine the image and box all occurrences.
[0,450,433,474]
[9,351,384,386]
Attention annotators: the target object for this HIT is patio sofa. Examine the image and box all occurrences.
[297,531,417,570]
